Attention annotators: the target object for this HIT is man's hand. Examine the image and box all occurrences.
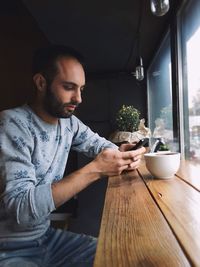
[119,143,146,171]
[92,147,145,176]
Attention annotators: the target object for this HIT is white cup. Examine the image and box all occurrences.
[144,152,181,179]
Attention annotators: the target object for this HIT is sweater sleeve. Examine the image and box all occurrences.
[70,116,118,157]
[0,111,55,226]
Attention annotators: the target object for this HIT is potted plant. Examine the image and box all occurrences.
[109,105,143,144]
[116,105,140,132]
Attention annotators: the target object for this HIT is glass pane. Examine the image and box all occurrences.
[180,0,200,162]
[147,32,174,151]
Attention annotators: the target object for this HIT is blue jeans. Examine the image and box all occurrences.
[0,227,97,267]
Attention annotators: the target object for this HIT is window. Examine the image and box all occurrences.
[147,32,175,150]
[179,0,200,162]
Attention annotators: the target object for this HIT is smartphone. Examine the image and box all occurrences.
[129,138,149,150]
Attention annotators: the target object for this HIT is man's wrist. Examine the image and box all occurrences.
[82,160,102,180]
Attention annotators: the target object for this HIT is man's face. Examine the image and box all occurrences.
[43,57,85,118]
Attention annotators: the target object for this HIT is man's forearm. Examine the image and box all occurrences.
[51,147,145,208]
[51,161,101,208]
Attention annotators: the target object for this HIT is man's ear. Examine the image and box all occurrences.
[33,73,47,92]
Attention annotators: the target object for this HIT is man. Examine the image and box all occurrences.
[0,45,145,267]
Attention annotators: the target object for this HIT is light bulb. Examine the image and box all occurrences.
[150,0,170,17]
[135,57,144,81]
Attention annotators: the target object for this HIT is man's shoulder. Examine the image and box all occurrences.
[0,105,27,116]
[0,105,29,126]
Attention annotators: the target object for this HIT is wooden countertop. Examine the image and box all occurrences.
[94,160,200,267]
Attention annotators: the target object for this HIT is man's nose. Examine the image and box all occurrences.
[72,89,82,104]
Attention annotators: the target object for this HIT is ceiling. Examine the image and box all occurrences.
[4,0,182,75]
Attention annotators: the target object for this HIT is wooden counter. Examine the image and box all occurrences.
[94,160,200,267]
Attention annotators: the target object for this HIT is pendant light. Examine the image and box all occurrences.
[150,0,170,17]
[133,57,144,81]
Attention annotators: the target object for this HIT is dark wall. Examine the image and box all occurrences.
[0,3,49,111]
[77,76,147,136]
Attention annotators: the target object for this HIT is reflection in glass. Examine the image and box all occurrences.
[147,32,175,151]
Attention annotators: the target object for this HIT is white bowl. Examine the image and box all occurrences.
[144,152,180,179]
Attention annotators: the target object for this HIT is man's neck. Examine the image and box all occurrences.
[28,102,58,125]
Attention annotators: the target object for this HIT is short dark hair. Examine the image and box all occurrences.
[32,45,85,83]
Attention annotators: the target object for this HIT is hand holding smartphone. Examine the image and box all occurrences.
[129,138,149,150]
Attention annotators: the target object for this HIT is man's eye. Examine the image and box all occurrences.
[64,85,74,90]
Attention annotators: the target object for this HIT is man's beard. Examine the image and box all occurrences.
[43,86,79,118]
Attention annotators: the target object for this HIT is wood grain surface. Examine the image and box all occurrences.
[138,162,200,267]
[94,169,190,267]
[176,160,200,191]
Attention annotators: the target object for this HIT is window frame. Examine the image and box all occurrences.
[176,0,200,160]
[147,0,200,161]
